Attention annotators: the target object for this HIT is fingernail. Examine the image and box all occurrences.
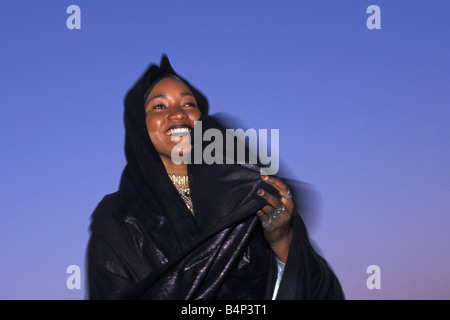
[257,189,264,195]
[262,175,268,180]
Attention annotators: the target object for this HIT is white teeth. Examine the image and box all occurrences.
[166,127,191,136]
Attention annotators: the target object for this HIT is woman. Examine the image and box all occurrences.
[87,55,344,300]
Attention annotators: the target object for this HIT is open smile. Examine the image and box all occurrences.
[165,124,193,136]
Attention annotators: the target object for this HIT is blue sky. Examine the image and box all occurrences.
[1,0,449,299]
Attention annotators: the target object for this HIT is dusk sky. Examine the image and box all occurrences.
[1,0,449,299]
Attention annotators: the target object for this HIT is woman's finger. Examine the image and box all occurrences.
[256,208,269,221]
[261,175,295,212]
[256,209,275,230]
[261,175,289,196]
[257,188,283,210]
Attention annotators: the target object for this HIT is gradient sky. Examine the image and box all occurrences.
[1,0,449,300]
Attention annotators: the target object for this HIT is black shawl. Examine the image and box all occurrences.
[87,55,344,300]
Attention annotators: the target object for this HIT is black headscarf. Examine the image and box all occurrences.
[87,55,345,300]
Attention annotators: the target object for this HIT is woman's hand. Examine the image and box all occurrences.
[256,175,294,263]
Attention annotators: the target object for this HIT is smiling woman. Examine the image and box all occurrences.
[87,55,344,300]
[144,76,201,175]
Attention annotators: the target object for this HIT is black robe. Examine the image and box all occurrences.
[87,55,344,300]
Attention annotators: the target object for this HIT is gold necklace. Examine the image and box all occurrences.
[168,174,194,215]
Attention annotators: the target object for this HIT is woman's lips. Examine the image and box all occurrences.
[165,124,192,136]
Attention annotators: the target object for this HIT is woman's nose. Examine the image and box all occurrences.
[168,106,188,120]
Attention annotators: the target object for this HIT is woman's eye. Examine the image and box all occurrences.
[153,104,166,109]
[184,102,196,107]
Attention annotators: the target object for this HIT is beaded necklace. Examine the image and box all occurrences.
[168,174,194,215]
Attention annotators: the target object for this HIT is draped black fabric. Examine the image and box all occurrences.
[87,55,345,300]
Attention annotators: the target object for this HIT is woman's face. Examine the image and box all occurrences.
[145,77,201,163]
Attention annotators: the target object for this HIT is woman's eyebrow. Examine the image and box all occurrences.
[147,94,167,103]
[180,92,194,98]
